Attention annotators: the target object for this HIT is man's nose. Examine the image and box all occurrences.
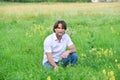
[59,29,64,31]
[59,28,64,30]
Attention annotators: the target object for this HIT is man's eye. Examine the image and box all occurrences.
[57,27,61,29]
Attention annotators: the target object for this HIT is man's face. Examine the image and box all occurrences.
[55,23,65,36]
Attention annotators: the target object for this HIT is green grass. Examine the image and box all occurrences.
[0,2,120,80]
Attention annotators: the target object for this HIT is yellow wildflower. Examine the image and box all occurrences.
[109,71,114,76]
[81,53,86,57]
[109,48,113,56]
[109,76,115,80]
[115,59,117,63]
[108,71,115,80]
[117,64,120,69]
[47,76,51,80]
[102,69,106,75]
[103,49,108,56]
[89,48,96,53]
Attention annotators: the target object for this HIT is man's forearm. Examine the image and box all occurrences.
[68,45,76,54]
[46,52,58,68]
[68,48,76,53]
[48,57,57,68]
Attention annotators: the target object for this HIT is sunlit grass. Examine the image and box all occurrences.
[0,2,120,80]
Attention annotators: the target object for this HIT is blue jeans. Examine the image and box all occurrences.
[44,52,78,68]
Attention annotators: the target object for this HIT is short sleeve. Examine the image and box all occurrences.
[66,34,73,46]
[44,37,52,53]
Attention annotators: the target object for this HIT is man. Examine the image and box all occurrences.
[42,20,78,70]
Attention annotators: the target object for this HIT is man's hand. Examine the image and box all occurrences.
[61,45,76,58]
[61,50,70,58]
[54,65,58,71]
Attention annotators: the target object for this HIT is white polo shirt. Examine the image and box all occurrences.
[42,33,73,65]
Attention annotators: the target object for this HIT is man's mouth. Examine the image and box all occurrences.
[58,33,63,35]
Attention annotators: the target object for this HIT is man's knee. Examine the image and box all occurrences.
[71,53,78,60]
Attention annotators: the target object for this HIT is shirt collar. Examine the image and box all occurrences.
[53,33,65,41]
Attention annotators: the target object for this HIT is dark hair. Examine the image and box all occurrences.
[53,20,67,32]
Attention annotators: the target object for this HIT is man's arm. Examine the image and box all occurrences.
[46,52,58,70]
[61,44,76,58]
[68,44,76,53]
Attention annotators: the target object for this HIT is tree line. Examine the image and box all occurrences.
[1,0,91,2]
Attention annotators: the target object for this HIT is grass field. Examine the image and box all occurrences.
[0,2,120,80]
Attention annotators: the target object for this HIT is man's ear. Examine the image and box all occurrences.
[54,29,57,32]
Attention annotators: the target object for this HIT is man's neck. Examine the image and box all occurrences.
[56,35,62,42]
